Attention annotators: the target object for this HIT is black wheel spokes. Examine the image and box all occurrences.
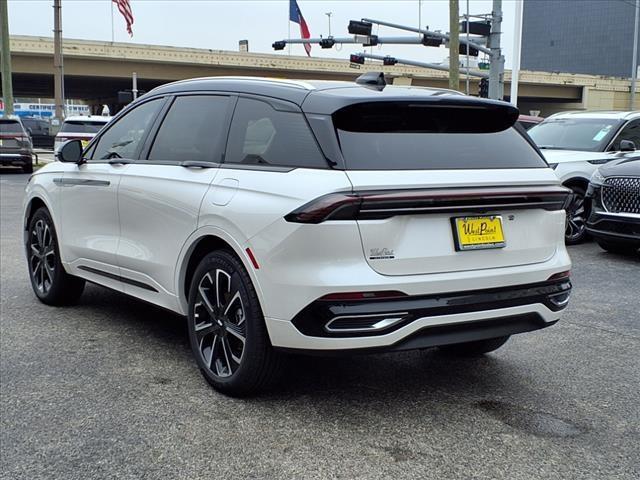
[566,194,586,240]
[29,219,55,293]
[194,269,246,378]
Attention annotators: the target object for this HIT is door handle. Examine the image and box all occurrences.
[181,161,217,169]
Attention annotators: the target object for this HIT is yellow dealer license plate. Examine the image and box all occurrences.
[452,216,506,251]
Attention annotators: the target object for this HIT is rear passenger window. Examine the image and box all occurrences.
[225,98,327,168]
[92,98,162,161]
[148,95,230,163]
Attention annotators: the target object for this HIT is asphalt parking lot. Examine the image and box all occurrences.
[1,171,639,480]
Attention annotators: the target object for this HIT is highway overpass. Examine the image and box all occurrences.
[6,35,638,116]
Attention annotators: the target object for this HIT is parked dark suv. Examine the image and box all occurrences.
[586,156,640,254]
[0,117,34,173]
[22,117,54,149]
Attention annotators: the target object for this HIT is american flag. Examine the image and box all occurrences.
[112,0,134,36]
[289,0,311,56]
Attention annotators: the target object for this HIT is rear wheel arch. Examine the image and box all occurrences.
[180,234,258,311]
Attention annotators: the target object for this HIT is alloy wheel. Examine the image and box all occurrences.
[29,219,56,294]
[193,269,246,378]
[565,192,586,242]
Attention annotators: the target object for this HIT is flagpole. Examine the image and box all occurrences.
[287,17,291,55]
[110,1,115,43]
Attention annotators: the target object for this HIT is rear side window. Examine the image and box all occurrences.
[334,102,546,170]
[0,120,24,134]
[225,98,327,168]
[60,120,108,134]
[148,95,230,163]
[91,99,162,161]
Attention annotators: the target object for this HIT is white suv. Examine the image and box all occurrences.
[24,76,572,395]
[528,111,640,243]
[53,115,112,153]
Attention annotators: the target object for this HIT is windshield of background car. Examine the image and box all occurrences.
[60,120,108,134]
[333,102,547,170]
[528,118,622,152]
[0,120,24,134]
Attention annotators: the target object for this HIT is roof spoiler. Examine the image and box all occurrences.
[355,72,386,90]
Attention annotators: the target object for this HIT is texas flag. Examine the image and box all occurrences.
[289,0,311,56]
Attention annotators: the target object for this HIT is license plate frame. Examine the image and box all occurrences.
[451,215,506,251]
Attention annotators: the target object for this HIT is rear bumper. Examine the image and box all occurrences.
[0,153,32,166]
[267,279,570,352]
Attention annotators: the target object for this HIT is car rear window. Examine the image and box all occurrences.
[0,120,24,134]
[60,120,107,134]
[333,102,546,170]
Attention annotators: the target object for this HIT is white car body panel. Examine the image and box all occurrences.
[542,149,623,184]
[346,168,563,276]
[116,164,219,307]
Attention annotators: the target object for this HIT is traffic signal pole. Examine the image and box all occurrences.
[357,52,488,78]
[0,0,14,115]
[274,5,505,99]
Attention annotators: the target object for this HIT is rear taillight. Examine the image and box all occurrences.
[285,186,573,224]
[0,135,29,142]
[547,270,571,281]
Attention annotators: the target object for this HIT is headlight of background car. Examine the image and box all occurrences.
[590,169,606,185]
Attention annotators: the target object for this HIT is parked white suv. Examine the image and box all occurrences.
[53,115,112,153]
[528,111,640,243]
[24,76,572,395]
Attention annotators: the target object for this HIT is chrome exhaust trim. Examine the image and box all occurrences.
[324,312,408,333]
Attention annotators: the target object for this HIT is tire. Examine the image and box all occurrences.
[596,240,639,255]
[26,207,85,305]
[438,336,510,356]
[22,161,33,174]
[187,250,282,396]
[564,185,589,245]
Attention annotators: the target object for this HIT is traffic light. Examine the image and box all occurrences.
[478,78,489,98]
[350,54,365,65]
[459,20,491,36]
[272,41,286,51]
[422,34,443,47]
[319,38,335,49]
[459,44,479,57]
[382,56,397,66]
[348,20,373,36]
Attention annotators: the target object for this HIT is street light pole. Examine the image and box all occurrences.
[488,0,504,100]
[0,0,14,115]
[53,0,64,122]
[510,0,523,106]
[631,0,639,110]
[325,12,332,37]
[449,0,460,91]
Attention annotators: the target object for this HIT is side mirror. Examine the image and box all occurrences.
[26,127,33,135]
[57,139,83,163]
[620,139,636,152]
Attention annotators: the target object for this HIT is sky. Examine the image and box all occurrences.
[8,0,518,67]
